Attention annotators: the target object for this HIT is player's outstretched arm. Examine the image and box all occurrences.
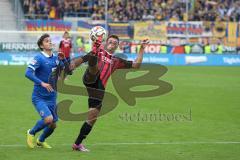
[69,54,89,69]
[132,39,149,69]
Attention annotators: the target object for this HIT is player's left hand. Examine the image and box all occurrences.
[58,51,65,60]
[140,39,149,49]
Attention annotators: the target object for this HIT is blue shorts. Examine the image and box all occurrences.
[32,96,58,122]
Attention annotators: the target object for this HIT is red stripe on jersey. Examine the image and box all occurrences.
[100,62,110,85]
[95,49,132,87]
[100,53,111,81]
[102,61,117,86]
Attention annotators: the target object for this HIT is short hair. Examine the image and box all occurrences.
[64,31,69,35]
[37,34,50,51]
[107,34,119,44]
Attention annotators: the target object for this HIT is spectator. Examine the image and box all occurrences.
[23,0,30,14]
[204,42,212,54]
[22,0,240,22]
[191,39,204,54]
[49,6,56,19]
[172,45,185,54]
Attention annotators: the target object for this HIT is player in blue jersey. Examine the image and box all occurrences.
[25,34,70,149]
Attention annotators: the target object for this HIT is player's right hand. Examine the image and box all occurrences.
[41,82,54,92]
[140,39,149,49]
[58,51,65,60]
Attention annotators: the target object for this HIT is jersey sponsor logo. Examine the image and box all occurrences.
[101,56,113,64]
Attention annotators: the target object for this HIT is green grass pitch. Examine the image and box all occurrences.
[0,66,240,160]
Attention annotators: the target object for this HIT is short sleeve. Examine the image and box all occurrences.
[28,56,41,71]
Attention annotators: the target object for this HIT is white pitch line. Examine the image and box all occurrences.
[89,142,240,145]
[0,142,240,148]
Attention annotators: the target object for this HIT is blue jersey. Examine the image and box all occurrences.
[27,51,61,100]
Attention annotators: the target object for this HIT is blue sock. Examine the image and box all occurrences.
[29,119,46,135]
[39,126,55,142]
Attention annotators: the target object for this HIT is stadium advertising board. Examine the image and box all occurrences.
[134,21,167,40]
[26,20,72,31]
[0,52,36,65]
[126,54,240,66]
[1,52,239,66]
[0,42,38,51]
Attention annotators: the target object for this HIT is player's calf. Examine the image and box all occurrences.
[87,108,101,126]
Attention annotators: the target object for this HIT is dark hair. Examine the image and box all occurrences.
[64,31,69,35]
[37,33,50,50]
[107,34,119,43]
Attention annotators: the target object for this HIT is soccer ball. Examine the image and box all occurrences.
[90,26,106,42]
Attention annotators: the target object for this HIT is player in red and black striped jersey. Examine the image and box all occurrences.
[59,31,72,63]
[70,35,149,151]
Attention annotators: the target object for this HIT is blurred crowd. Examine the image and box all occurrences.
[22,0,240,22]
[191,0,240,22]
[22,0,105,19]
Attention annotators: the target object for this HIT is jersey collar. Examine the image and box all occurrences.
[41,51,53,58]
[106,50,113,56]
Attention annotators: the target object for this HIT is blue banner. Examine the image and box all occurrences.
[125,54,240,66]
[0,52,240,66]
[26,20,72,31]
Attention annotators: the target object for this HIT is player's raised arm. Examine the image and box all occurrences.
[132,39,149,69]
[69,37,103,70]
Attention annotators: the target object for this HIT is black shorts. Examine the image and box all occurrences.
[83,70,105,109]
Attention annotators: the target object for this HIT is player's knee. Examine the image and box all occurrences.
[87,112,99,125]
[49,123,57,129]
[87,118,97,126]
[44,116,54,124]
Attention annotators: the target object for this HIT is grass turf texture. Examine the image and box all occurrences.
[0,66,239,160]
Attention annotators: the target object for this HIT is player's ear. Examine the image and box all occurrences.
[40,44,44,50]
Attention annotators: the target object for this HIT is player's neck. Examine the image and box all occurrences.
[43,50,52,56]
[105,47,113,55]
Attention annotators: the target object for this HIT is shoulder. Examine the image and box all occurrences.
[28,53,43,67]
[33,53,44,61]
[112,54,128,61]
[59,40,63,45]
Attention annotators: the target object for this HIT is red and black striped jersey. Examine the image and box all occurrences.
[95,49,133,87]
